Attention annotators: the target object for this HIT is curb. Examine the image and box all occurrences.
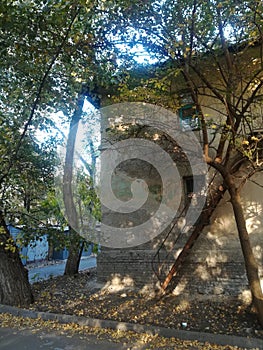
[0,304,262,349]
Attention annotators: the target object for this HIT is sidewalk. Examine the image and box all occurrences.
[0,327,128,350]
[27,256,97,283]
[1,304,262,350]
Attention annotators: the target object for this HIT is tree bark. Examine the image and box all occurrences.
[64,227,84,276]
[226,175,263,327]
[161,184,226,290]
[63,89,85,276]
[0,213,33,307]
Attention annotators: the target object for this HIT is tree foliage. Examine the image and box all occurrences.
[0,0,119,244]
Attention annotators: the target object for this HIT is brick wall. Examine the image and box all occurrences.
[97,173,263,298]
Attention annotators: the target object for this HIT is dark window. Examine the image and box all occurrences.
[184,176,194,203]
[179,104,200,131]
[183,175,206,205]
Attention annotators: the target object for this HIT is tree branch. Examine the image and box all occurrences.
[0,5,82,185]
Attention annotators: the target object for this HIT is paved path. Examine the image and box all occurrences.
[0,327,129,350]
[28,256,96,283]
[1,303,263,350]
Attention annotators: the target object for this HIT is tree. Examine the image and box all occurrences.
[0,0,86,306]
[0,0,85,306]
[62,89,101,276]
[105,0,263,326]
[0,0,122,304]
[62,90,86,275]
[0,129,57,306]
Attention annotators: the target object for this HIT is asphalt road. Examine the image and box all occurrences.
[28,256,97,283]
[0,327,130,350]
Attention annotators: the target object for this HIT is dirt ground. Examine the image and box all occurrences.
[29,268,262,340]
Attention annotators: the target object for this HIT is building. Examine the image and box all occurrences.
[96,41,263,300]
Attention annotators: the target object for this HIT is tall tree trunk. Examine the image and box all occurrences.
[0,213,33,307]
[227,175,263,327]
[63,90,85,276]
[64,227,84,276]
